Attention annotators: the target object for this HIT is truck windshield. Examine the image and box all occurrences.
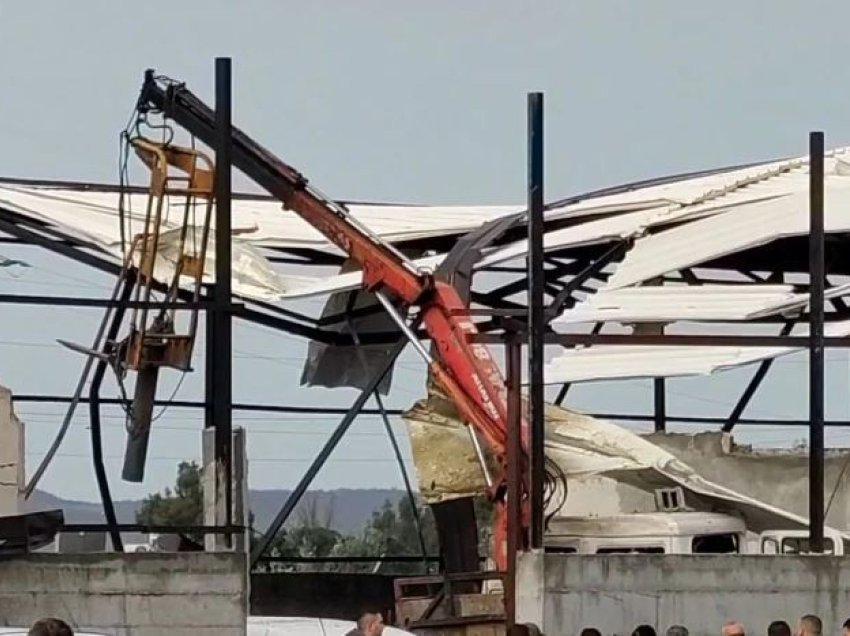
[780,537,835,554]
[691,533,739,553]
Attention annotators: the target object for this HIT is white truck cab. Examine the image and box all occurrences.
[756,528,845,555]
[544,511,747,555]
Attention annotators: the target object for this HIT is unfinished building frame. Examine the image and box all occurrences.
[0,60,842,614]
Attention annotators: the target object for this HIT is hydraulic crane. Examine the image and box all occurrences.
[132,70,532,570]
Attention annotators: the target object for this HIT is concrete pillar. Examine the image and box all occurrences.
[203,426,248,554]
[515,551,545,630]
[0,385,24,516]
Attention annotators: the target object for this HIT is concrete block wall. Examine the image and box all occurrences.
[0,552,247,635]
[517,553,850,636]
[0,385,24,516]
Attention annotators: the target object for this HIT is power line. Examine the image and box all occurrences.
[16,416,407,438]
[24,451,413,464]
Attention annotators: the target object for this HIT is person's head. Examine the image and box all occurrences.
[841,618,850,636]
[633,625,657,636]
[768,621,792,636]
[667,625,689,636]
[797,615,822,636]
[581,629,602,636]
[28,618,73,636]
[723,621,746,636]
[357,612,385,636]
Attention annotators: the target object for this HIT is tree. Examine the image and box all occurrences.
[331,496,441,575]
[136,461,204,541]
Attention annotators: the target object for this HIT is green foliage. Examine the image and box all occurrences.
[141,464,494,572]
[136,461,204,541]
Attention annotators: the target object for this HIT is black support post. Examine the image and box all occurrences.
[505,334,523,631]
[527,92,545,550]
[214,57,234,545]
[722,322,795,433]
[809,130,826,552]
[89,270,137,553]
[249,323,418,568]
[653,378,666,433]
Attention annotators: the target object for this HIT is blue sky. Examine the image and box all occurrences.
[1,1,850,502]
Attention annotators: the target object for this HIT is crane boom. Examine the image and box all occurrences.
[136,71,530,568]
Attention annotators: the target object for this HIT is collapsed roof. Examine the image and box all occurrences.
[1,145,849,391]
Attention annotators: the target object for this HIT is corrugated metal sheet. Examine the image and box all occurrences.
[554,283,850,326]
[544,153,811,221]
[0,184,520,252]
[543,344,789,384]
[4,146,850,302]
[404,396,850,540]
[554,284,797,325]
[474,149,850,270]
[543,319,850,384]
[605,156,850,290]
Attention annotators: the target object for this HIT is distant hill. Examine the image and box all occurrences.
[25,488,406,535]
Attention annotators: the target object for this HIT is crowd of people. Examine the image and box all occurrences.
[18,611,846,635]
[580,614,845,636]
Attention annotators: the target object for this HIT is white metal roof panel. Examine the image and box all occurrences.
[605,181,850,291]
[543,344,788,384]
[554,284,798,325]
[554,283,850,326]
[544,151,819,222]
[0,184,521,252]
[543,319,850,384]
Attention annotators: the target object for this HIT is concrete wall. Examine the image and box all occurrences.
[517,552,850,636]
[562,432,850,530]
[0,553,247,635]
[0,385,24,516]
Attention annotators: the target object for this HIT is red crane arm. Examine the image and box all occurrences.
[138,73,530,567]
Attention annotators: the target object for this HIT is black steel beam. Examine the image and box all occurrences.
[478,258,587,305]
[214,57,235,546]
[13,394,406,415]
[239,306,338,344]
[346,312,428,564]
[722,321,795,432]
[88,270,137,553]
[653,378,666,432]
[470,333,850,347]
[0,294,216,309]
[504,334,522,631]
[248,319,419,568]
[526,92,545,551]
[0,213,121,277]
[62,523,243,534]
[553,384,570,406]
[546,242,627,316]
[574,413,850,427]
[809,131,826,552]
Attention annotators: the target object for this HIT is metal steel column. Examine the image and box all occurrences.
[214,57,234,545]
[722,321,795,433]
[653,378,666,433]
[346,313,429,567]
[89,269,137,553]
[505,334,523,631]
[249,321,418,568]
[809,130,826,552]
[526,92,545,550]
[554,384,570,406]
